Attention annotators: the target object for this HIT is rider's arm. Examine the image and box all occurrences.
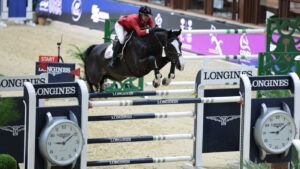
[131,19,148,36]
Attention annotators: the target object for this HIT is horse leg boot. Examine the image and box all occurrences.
[109,41,123,68]
[162,63,176,86]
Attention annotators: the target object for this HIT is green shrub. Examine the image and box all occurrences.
[0,154,18,169]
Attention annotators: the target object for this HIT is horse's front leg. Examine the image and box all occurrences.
[162,63,175,86]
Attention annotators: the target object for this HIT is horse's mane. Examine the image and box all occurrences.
[150,27,168,33]
[129,27,171,51]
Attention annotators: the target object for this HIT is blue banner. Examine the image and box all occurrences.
[45,0,245,30]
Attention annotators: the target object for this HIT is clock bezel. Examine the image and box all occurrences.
[39,119,84,166]
[254,109,297,154]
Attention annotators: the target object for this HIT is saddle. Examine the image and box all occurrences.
[104,32,133,59]
[113,32,133,55]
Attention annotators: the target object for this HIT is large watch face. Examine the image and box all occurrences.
[46,121,84,165]
[261,112,296,153]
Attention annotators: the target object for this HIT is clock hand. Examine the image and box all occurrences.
[63,133,75,144]
[269,131,279,134]
[278,123,289,133]
[54,141,65,145]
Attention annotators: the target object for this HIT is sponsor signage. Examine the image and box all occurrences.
[0,97,25,162]
[44,0,300,67]
[34,83,78,98]
[0,74,48,91]
[206,115,240,126]
[39,55,59,63]
[35,62,78,83]
[203,88,241,152]
[200,67,257,85]
[249,76,292,91]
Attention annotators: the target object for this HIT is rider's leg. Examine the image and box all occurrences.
[109,22,125,68]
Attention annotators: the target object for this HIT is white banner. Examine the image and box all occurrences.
[0,74,48,91]
[200,67,257,85]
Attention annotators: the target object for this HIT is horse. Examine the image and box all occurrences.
[84,28,184,93]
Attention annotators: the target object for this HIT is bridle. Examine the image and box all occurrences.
[153,32,182,63]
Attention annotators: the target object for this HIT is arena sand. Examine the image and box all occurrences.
[0,21,246,169]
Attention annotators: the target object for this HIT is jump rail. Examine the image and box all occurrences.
[87,156,193,166]
[181,28,265,34]
[88,134,194,144]
[183,54,258,60]
[89,89,195,98]
[90,96,242,107]
[88,111,194,121]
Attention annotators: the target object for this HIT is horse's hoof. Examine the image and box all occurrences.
[152,80,160,88]
[162,77,171,86]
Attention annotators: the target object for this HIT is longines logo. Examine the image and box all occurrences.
[110,159,130,165]
[251,79,289,88]
[36,86,76,96]
[39,66,71,76]
[206,115,240,126]
[0,125,24,136]
[57,133,71,139]
[0,76,47,89]
[203,70,253,80]
[112,114,132,120]
[112,92,133,96]
[157,99,179,104]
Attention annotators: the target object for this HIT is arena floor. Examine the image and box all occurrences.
[0,21,251,169]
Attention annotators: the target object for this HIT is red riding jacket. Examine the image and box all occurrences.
[118,14,154,36]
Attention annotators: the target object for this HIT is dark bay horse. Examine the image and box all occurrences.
[84,28,184,92]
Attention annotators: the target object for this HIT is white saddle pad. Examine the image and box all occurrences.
[104,44,114,59]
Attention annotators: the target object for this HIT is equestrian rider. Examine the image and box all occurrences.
[109,6,155,68]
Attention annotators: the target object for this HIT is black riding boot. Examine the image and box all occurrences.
[109,41,123,68]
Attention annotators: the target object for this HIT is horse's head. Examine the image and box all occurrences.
[164,29,184,71]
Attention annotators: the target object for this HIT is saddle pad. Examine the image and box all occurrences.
[104,44,113,59]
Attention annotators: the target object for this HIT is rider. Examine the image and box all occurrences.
[109,6,155,68]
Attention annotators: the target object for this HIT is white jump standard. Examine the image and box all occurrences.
[23,70,300,169]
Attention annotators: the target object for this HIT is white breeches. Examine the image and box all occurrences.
[115,22,127,44]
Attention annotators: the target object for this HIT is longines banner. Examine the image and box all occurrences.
[38,0,300,66]
[0,74,48,91]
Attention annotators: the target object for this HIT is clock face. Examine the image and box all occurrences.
[46,121,84,165]
[261,112,296,153]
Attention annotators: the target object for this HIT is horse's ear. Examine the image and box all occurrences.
[168,29,182,37]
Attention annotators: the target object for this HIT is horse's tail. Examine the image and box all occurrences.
[83,45,96,63]
[83,45,97,90]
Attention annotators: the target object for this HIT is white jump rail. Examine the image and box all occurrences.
[181,28,265,34]
[90,96,242,107]
[183,54,258,60]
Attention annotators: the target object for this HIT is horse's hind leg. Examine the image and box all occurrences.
[86,78,95,93]
[99,77,106,92]
[138,56,162,88]
[152,58,162,88]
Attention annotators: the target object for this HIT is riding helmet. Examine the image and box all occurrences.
[139,6,152,16]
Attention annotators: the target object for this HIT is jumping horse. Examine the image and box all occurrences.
[84,28,184,92]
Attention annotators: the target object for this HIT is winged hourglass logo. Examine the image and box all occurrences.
[206,115,240,126]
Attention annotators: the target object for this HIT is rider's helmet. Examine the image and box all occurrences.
[139,6,152,16]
